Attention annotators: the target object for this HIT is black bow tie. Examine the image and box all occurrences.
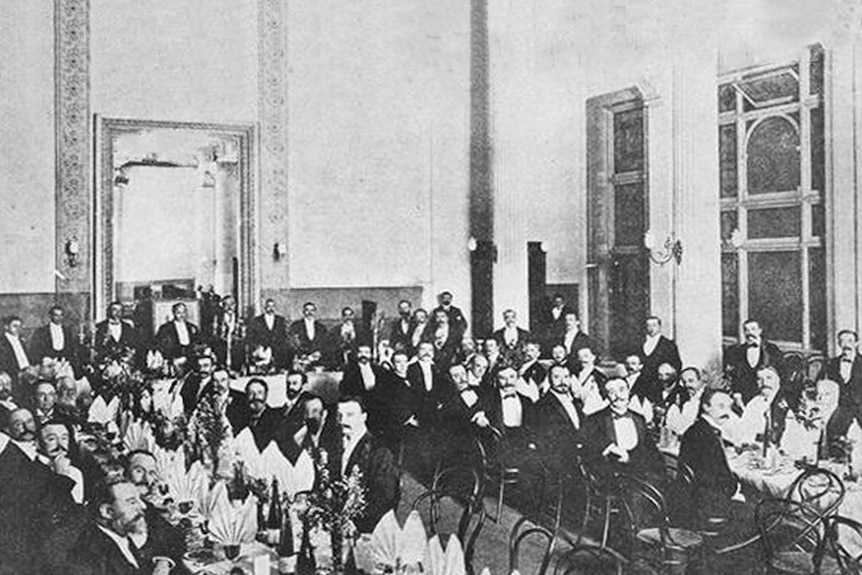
[747,343,760,349]
[612,411,631,420]
[842,357,854,363]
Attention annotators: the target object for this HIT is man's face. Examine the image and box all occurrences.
[212,370,230,396]
[757,369,780,398]
[5,319,21,337]
[680,370,703,395]
[0,374,12,401]
[439,293,453,307]
[173,304,187,322]
[223,296,236,312]
[503,311,516,327]
[415,310,428,324]
[56,377,78,407]
[485,339,499,356]
[38,423,69,459]
[392,354,409,376]
[645,318,661,337]
[449,365,468,390]
[104,483,146,536]
[246,383,267,414]
[342,308,355,322]
[7,409,36,442]
[197,357,214,377]
[35,383,56,413]
[657,364,677,388]
[577,348,595,367]
[564,313,579,331]
[357,346,372,363]
[703,392,734,428]
[286,374,304,400]
[839,333,858,358]
[108,303,123,321]
[469,356,488,380]
[418,343,434,361]
[744,322,763,344]
[398,301,411,317]
[496,368,517,392]
[338,400,366,439]
[817,381,840,413]
[549,367,571,394]
[50,308,64,325]
[553,296,564,308]
[525,343,540,362]
[552,345,568,363]
[264,299,275,314]
[625,355,643,375]
[606,380,630,414]
[128,453,159,489]
[461,338,476,355]
[304,398,325,432]
[303,304,316,319]
[435,311,449,326]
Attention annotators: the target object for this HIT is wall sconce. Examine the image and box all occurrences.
[643,229,683,266]
[273,241,287,261]
[201,170,216,188]
[467,236,498,262]
[65,237,80,268]
[725,228,744,249]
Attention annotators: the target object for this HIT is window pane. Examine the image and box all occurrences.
[719,124,738,198]
[741,66,800,111]
[812,204,825,238]
[614,183,645,247]
[721,210,738,242]
[719,83,736,113]
[809,248,827,351]
[747,116,801,194]
[722,253,739,338]
[749,251,802,343]
[811,107,825,192]
[810,45,824,96]
[614,108,644,174]
[747,206,801,239]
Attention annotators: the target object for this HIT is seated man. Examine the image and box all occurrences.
[227,378,282,452]
[67,477,172,575]
[290,394,338,464]
[572,347,607,416]
[38,421,85,503]
[518,341,547,398]
[330,396,399,534]
[665,366,706,437]
[34,380,76,428]
[466,353,491,389]
[582,378,663,480]
[0,371,17,423]
[734,366,791,446]
[532,364,583,475]
[124,450,186,573]
[437,363,490,468]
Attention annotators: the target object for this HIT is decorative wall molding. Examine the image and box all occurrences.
[54,0,91,299]
[258,0,289,308]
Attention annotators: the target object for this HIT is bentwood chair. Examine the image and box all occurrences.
[552,543,629,575]
[788,467,846,523]
[824,515,862,574]
[755,497,839,574]
[577,459,628,548]
[474,425,521,523]
[509,522,557,575]
[411,465,486,575]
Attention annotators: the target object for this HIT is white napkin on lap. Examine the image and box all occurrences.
[425,535,466,575]
[369,510,428,572]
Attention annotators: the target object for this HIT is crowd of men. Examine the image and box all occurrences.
[0,289,860,574]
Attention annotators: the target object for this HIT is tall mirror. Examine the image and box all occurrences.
[95,118,257,339]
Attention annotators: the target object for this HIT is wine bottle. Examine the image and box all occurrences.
[277,504,296,574]
[266,478,282,545]
[296,524,316,575]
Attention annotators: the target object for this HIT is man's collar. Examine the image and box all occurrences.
[12,439,38,461]
[611,409,631,420]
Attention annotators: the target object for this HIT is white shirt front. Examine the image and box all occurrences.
[460,388,479,408]
[665,391,701,436]
[341,432,365,476]
[97,525,140,569]
[552,391,580,429]
[108,321,122,342]
[563,330,577,354]
[359,362,376,390]
[50,323,65,351]
[500,392,523,428]
[643,334,660,357]
[341,322,356,340]
[419,360,434,392]
[264,313,275,331]
[174,321,190,346]
[613,414,639,452]
[746,344,761,368]
[841,356,855,383]
[551,307,563,321]
[503,326,518,347]
[736,394,775,444]
[304,318,316,341]
[5,333,29,369]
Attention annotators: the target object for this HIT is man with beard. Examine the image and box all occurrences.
[94,302,139,364]
[68,478,173,575]
[652,363,686,426]
[328,307,365,369]
[724,319,785,405]
[228,378,281,452]
[466,353,491,389]
[290,394,338,464]
[273,371,312,460]
[174,353,216,418]
[428,309,459,368]
[123,450,186,574]
[34,380,76,428]
[431,291,468,341]
[389,300,415,354]
[328,396,399,534]
[518,341,547,398]
[0,408,78,575]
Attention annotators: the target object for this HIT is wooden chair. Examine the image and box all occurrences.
[474,425,521,523]
[787,467,846,524]
[576,459,628,548]
[411,465,487,575]
[509,523,556,575]
[552,544,628,575]
[824,515,862,574]
[755,497,835,574]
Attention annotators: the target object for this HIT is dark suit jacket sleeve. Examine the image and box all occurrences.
[581,412,612,465]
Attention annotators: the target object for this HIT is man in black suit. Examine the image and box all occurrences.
[247,298,291,371]
[331,396,399,534]
[431,291,468,341]
[389,300,415,355]
[408,308,432,358]
[653,363,686,424]
[493,309,531,367]
[518,341,547,396]
[639,316,682,401]
[174,353,215,417]
[533,364,583,473]
[723,318,785,405]
[288,302,328,367]
[328,307,367,369]
[427,309,460,368]
[340,343,388,436]
[436,363,490,468]
[0,372,17,425]
[819,329,862,436]
[558,311,593,368]
[94,302,138,364]
[227,378,282,452]
[155,302,199,368]
[542,293,572,352]
[485,366,534,445]
[406,341,449,429]
[582,378,663,480]
[0,315,31,381]
[29,305,79,374]
[212,294,243,373]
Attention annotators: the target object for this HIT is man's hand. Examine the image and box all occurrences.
[51,454,73,477]
[602,443,630,463]
[732,392,745,411]
[405,416,419,428]
[471,411,490,428]
[152,559,172,575]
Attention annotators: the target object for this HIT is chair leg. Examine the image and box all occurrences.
[496,477,505,524]
[601,496,612,548]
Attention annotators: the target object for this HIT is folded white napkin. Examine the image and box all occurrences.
[88,395,121,424]
[368,510,428,571]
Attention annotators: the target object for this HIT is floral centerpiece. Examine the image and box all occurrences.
[185,391,234,478]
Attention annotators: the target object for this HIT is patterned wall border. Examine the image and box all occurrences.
[54,0,91,298]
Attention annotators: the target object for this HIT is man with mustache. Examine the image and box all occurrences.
[388,300,415,355]
[67,477,172,575]
[38,421,84,503]
[291,394,338,464]
[228,378,281,452]
[272,371,313,461]
[0,408,78,575]
[723,318,785,405]
[0,371,17,423]
[819,330,862,437]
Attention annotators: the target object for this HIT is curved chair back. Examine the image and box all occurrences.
[755,497,828,571]
[787,466,845,520]
[509,524,555,575]
[553,544,625,575]
[825,515,862,574]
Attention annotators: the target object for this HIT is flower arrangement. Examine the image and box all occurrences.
[185,390,234,478]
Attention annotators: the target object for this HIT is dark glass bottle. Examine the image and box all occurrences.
[296,524,316,575]
[266,478,282,545]
[277,505,296,573]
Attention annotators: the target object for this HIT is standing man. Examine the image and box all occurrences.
[328,307,364,369]
[28,306,78,373]
[493,309,531,367]
[542,293,572,352]
[640,316,682,397]
[247,298,291,371]
[428,309,459,368]
[212,294,243,373]
[156,302,199,368]
[0,316,30,381]
[431,291,468,340]
[558,311,593,367]
[288,302,328,367]
[819,330,862,437]
[389,300,415,355]
[94,301,138,363]
[724,319,785,405]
